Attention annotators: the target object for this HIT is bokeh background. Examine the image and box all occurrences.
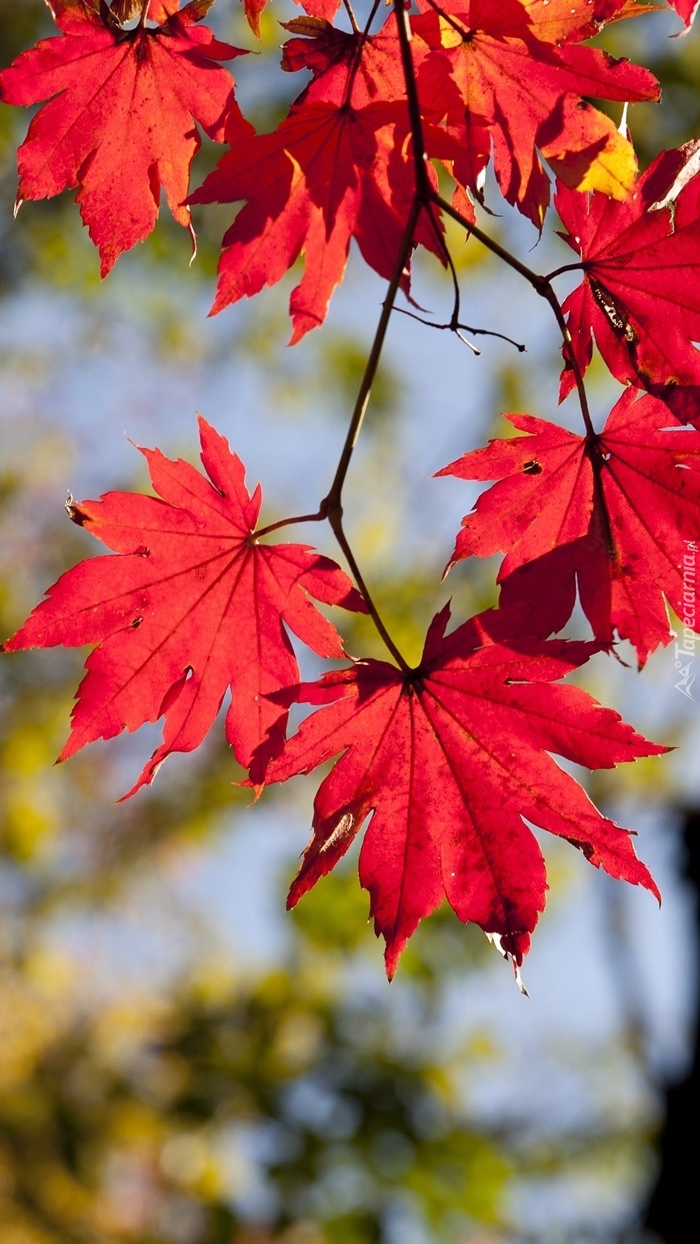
[0,2,698,1241]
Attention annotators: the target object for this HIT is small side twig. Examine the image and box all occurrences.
[342,0,361,35]
[392,305,527,353]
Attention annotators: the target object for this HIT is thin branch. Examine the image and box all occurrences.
[342,0,360,35]
[323,196,422,510]
[393,0,432,201]
[392,305,526,352]
[422,194,464,324]
[432,192,551,294]
[431,193,595,436]
[362,0,383,37]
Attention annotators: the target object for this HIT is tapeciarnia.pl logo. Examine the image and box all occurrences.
[674,540,697,700]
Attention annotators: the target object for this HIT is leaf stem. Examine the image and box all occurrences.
[253,511,324,540]
[431,192,550,293]
[327,510,412,675]
[544,262,586,282]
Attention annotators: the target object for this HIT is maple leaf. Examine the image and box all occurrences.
[0,0,251,275]
[666,0,700,29]
[280,13,409,109]
[2,418,365,795]
[191,19,454,342]
[241,0,341,40]
[556,142,700,420]
[411,0,659,226]
[520,0,656,44]
[261,605,662,981]
[437,389,700,666]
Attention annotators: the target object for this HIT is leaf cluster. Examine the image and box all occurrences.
[2,0,699,982]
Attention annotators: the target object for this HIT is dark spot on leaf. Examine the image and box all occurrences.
[131,617,143,628]
[591,281,638,344]
[523,460,542,475]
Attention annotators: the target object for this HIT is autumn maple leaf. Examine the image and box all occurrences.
[520,0,655,45]
[191,15,451,340]
[667,0,700,30]
[280,12,408,109]
[242,0,341,40]
[556,142,700,420]
[261,605,662,981]
[411,0,659,225]
[437,389,700,666]
[0,0,250,275]
[2,418,365,795]
[191,107,451,341]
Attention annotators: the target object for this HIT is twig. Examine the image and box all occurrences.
[432,193,596,437]
[342,0,360,35]
[323,196,422,511]
[392,305,527,352]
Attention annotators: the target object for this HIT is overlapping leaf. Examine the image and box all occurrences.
[0,0,249,274]
[556,142,700,418]
[667,0,700,30]
[437,389,700,665]
[192,16,453,340]
[520,0,655,44]
[2,418,365,795]
[411,0,659,225]
[241,0,341,41]
[262,606,662,980]
[280,13,407,108]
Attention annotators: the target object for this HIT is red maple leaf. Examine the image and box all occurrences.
[191,17,454,342]
[666,0,700,29]
[411,0,659,225]
[242,0,341,40]
[437,389,700,666]
[556,142,700,420]
[190,14,458,340]
[2,418,365,795]
[520,0,655,44]
[280,13,408,109]
[261,605,662,981]
[0,0,250,274]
